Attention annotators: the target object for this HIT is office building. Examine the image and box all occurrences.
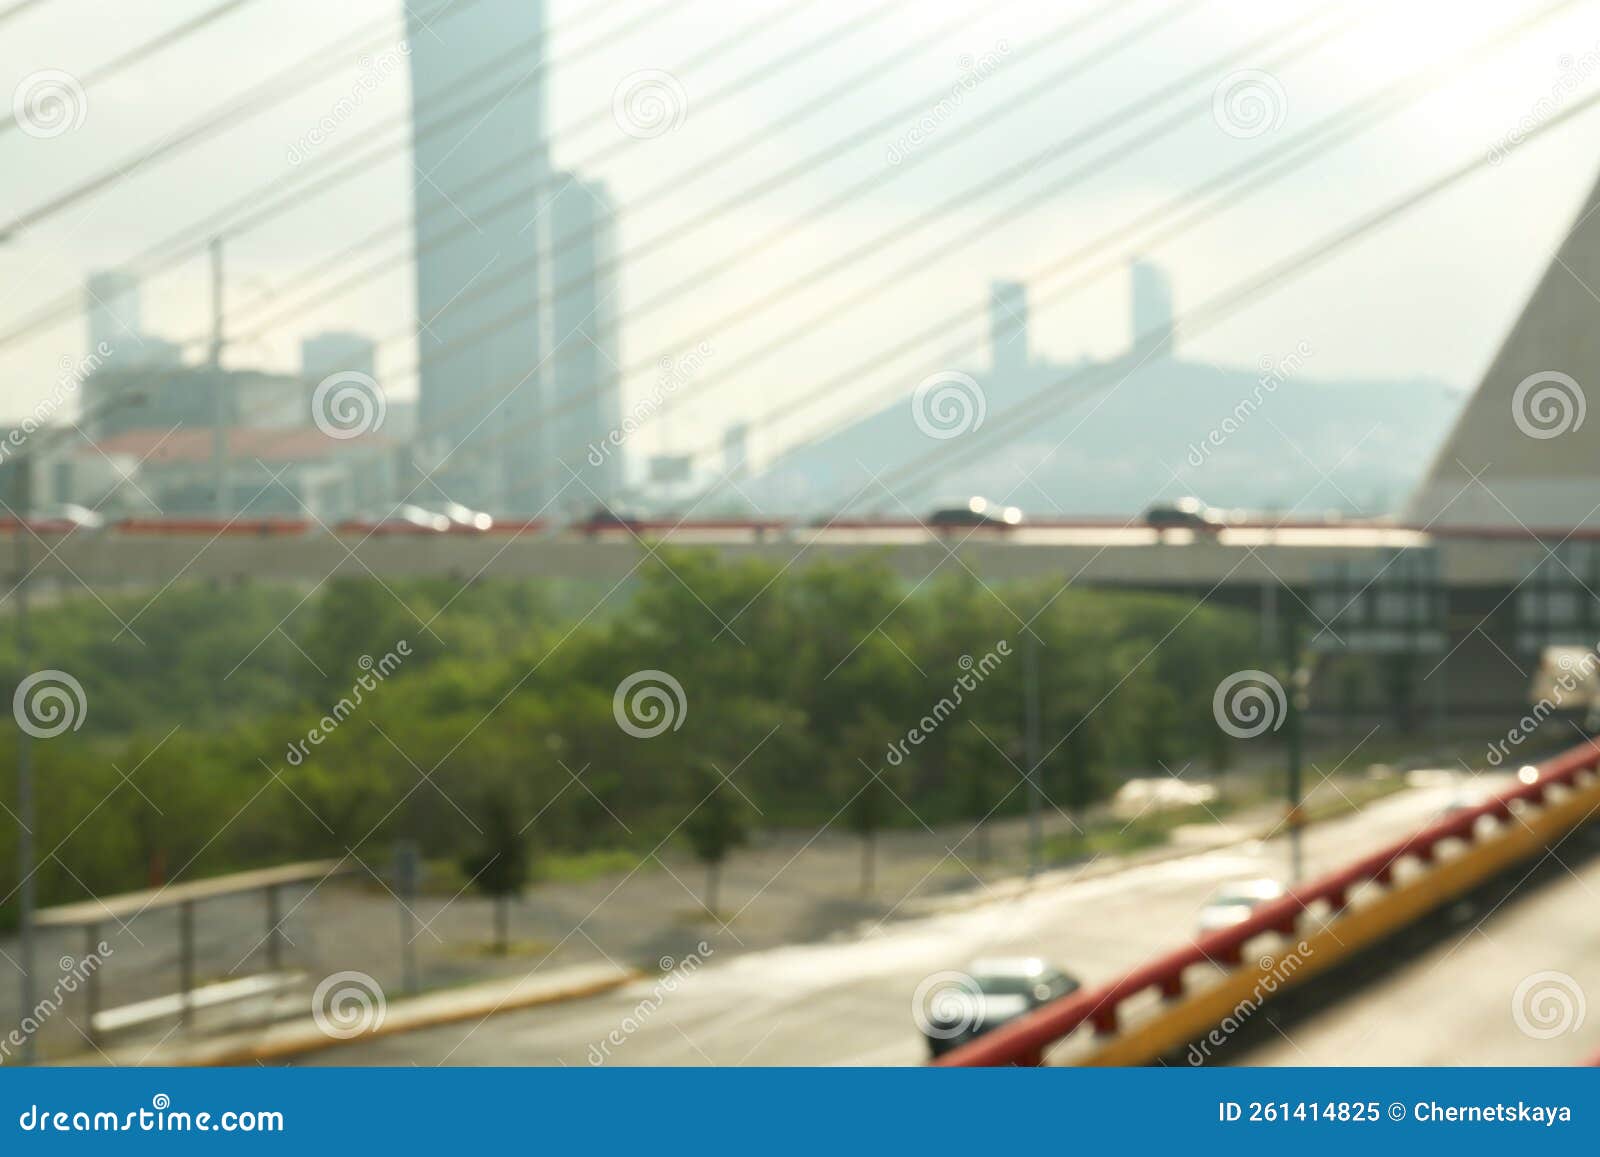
[990,280,1029,378]
[407,0,549,509]
[1130,259,1175,358]
[534,175,622,514]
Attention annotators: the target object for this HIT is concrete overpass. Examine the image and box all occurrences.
[0,518,1570,586]
[5,517,1586,724]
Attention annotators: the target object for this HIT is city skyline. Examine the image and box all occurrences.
[4,0,1600,488]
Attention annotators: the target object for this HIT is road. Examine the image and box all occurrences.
[305,773,1511,1066]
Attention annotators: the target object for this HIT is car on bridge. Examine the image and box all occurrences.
[922,957,1079,1058]
[337,505,452,534]
[928,497,1023,530]
[572,505,649,536]
[1144,496,1223,535]
[439,502,495,532]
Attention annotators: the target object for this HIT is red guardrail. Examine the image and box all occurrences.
[116,517,313,536]
[935,739,1600,1066]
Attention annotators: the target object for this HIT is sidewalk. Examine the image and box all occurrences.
[87,962,640,1067]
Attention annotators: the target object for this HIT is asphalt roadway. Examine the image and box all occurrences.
[305,772,1559,1066]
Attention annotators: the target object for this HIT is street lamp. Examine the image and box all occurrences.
[11,387,143,1064]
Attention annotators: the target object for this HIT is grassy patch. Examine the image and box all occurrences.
[541,848,655,884]
[1043,801,1239,863]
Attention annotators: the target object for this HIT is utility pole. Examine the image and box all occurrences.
[1024,629,1042,877]
[208,236,226,517]
[1283,600,1305,885]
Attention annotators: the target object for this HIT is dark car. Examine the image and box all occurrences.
[921,957,1079,1058]
[928,497,1023,529]
[574,505,647,535]
[1144,496,1222,534]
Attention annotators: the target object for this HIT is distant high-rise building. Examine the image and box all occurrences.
[536,175,622,514]
[408,0,548,510]
[990,280,1029,377]
[85,270,142,358]
[1130,259,1175,358]
[301,332,376,384]
[723,422,749,481]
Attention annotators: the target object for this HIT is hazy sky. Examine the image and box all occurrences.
[3,0,1600,472]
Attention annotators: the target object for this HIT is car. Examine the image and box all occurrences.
[928,497,1023,529]
[440,502,494,532]
[338,504,451,534]
[38,502,108,530]
[921,957,1079,1058]
[574,505,647,535]
[1145,496,1223,534]
[5,503,108,533]
[1197,878,1285,933]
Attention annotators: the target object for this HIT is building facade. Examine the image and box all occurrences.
[407,0,550,510]
[534,175,622,514]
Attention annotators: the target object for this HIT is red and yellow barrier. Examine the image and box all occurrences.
[936,739,1600,1067]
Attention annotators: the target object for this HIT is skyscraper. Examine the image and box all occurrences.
[536,175,622,514]
[407,0,548,509]
[990,280,1029,378]
[1130,259,1175,358]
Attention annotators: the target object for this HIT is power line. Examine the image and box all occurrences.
[0,0,688,346]
[284,0,1197,469]
[0,0,50,29]
[851,64,1600,513]
[0,0,485,238]
[215,0,935,342]
[1,0,265,138]
[680,0,1583,511]
[391,0,1347,504]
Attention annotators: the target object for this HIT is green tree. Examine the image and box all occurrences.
[682,765,746,916]
[461,797,532,954]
